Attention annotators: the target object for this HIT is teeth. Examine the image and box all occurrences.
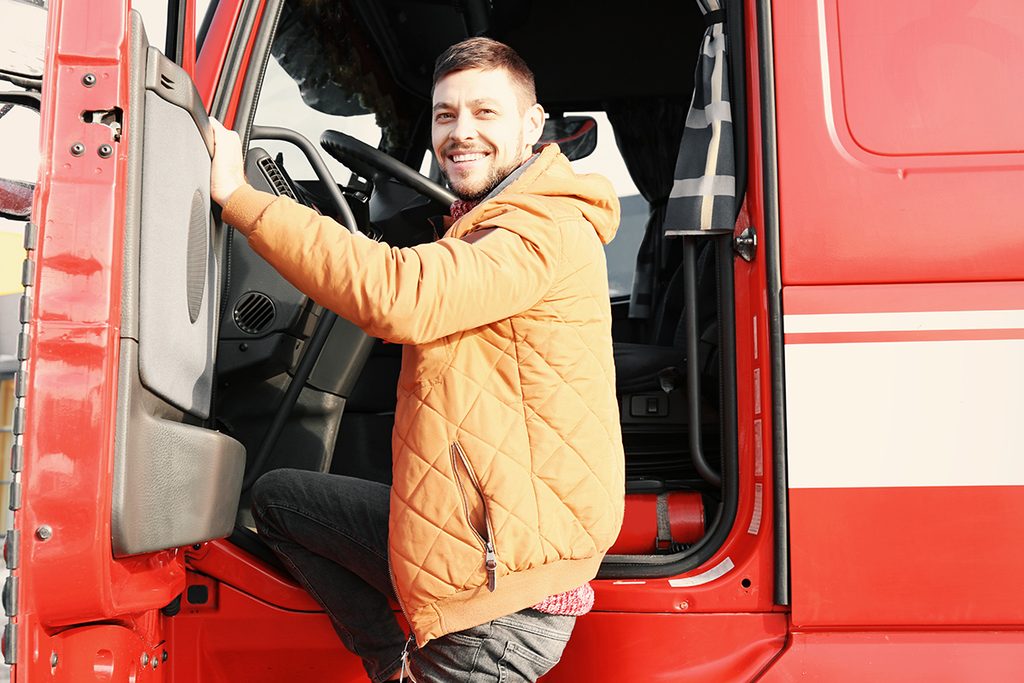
[452,153,485,162]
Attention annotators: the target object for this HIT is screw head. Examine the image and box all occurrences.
[70,143,85,157]
[35,525,52,541]
[141,653,149,666]
[162,650,168,662]
[98,144,113,158]
[50,651,58,668]
[82,73,96,87]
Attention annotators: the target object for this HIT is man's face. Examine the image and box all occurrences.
[431,67,544,201]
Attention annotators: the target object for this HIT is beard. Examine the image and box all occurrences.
[439,136,526,201]
[441,156,524,201]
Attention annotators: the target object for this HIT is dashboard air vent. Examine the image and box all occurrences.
[233,291,276,335]
[257,156,297,200]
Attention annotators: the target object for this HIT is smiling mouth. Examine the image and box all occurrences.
[449,151,489,164]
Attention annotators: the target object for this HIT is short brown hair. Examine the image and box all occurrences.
[432,37,537,107]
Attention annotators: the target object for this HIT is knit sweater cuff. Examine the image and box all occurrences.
[531,583,595,617]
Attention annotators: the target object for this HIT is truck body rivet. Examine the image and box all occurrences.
[82,73,96,87]
[50,652,57,668]
[35,525,52,541]
[98,144,113,158]
[141,653,149,666]
[70,143,85,157]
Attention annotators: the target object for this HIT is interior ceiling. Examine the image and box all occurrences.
[317,0,705,107]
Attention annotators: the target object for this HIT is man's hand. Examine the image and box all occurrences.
[210,118,247,207]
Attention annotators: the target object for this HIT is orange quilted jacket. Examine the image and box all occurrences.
[223,144,625,645]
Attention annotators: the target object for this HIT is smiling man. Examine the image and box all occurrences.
[210,38,625,682]
[432,55,543,201]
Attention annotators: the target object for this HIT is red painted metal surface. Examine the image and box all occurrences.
[187,540,321,612]
[17,618,166,682]
[165,575,788,682]
[166,581,362,683]
[14,1,248,680]
[760,631,1024,682]
[789,486,1024,629]
[195,0,246,108]
[19,0,181,669]
[773,0,1024,286]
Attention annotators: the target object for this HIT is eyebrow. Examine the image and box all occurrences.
[432,98,501,112]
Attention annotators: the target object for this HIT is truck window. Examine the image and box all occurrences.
[568,111,645,299]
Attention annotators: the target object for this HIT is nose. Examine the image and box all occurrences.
[450,112,477,143]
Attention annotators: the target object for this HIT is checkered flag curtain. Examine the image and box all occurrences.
[664,0,736,235]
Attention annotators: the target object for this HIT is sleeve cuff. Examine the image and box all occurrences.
[221,184,277,237]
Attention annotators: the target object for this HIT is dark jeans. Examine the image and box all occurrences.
[251,469,575,682]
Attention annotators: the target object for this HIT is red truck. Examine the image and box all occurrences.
[3,0,1024,680]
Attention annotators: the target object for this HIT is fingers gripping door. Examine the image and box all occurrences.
[111,12,244,557]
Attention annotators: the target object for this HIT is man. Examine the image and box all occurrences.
[210,38,625,682]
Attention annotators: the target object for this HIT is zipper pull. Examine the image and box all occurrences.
[399,633,415,681]
[485,541,497,592]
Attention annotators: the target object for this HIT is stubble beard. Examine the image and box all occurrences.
[440,136,527,202]
[443,158,523,202]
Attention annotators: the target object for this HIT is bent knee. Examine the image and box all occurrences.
[250,468,304,528]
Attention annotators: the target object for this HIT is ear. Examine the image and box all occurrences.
[523,103,545,147]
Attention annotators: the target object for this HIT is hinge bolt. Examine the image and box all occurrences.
[82,73,96,87]
[50,651,58,668]
[35,525,52,541]
[98,144,113,158]
[141,653,149,666]
[70,143,85,157]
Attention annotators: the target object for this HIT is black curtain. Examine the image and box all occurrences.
[607,99,689,322]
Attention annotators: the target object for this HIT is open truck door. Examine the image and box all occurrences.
[9,1,247,679]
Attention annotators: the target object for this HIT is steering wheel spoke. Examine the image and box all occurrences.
[321,129,457,208]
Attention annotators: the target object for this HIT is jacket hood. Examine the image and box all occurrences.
[449,144,621,246]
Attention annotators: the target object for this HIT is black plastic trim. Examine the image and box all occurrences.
[165,0,187,65]
[728,0,748,210]
[0,90,41,110]
[240,309,339,491]
[234,0,285,150]
[756,0,790,607]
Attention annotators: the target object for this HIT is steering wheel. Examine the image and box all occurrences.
[321,129,457,208]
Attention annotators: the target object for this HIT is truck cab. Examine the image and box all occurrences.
[3,0,1024,680]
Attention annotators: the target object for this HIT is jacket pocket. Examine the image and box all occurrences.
[451,441,498,591]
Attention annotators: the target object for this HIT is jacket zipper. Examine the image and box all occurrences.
[451,441,498,591]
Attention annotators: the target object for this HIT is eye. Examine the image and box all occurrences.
[478,109,497,117]
[435,112,454,122]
